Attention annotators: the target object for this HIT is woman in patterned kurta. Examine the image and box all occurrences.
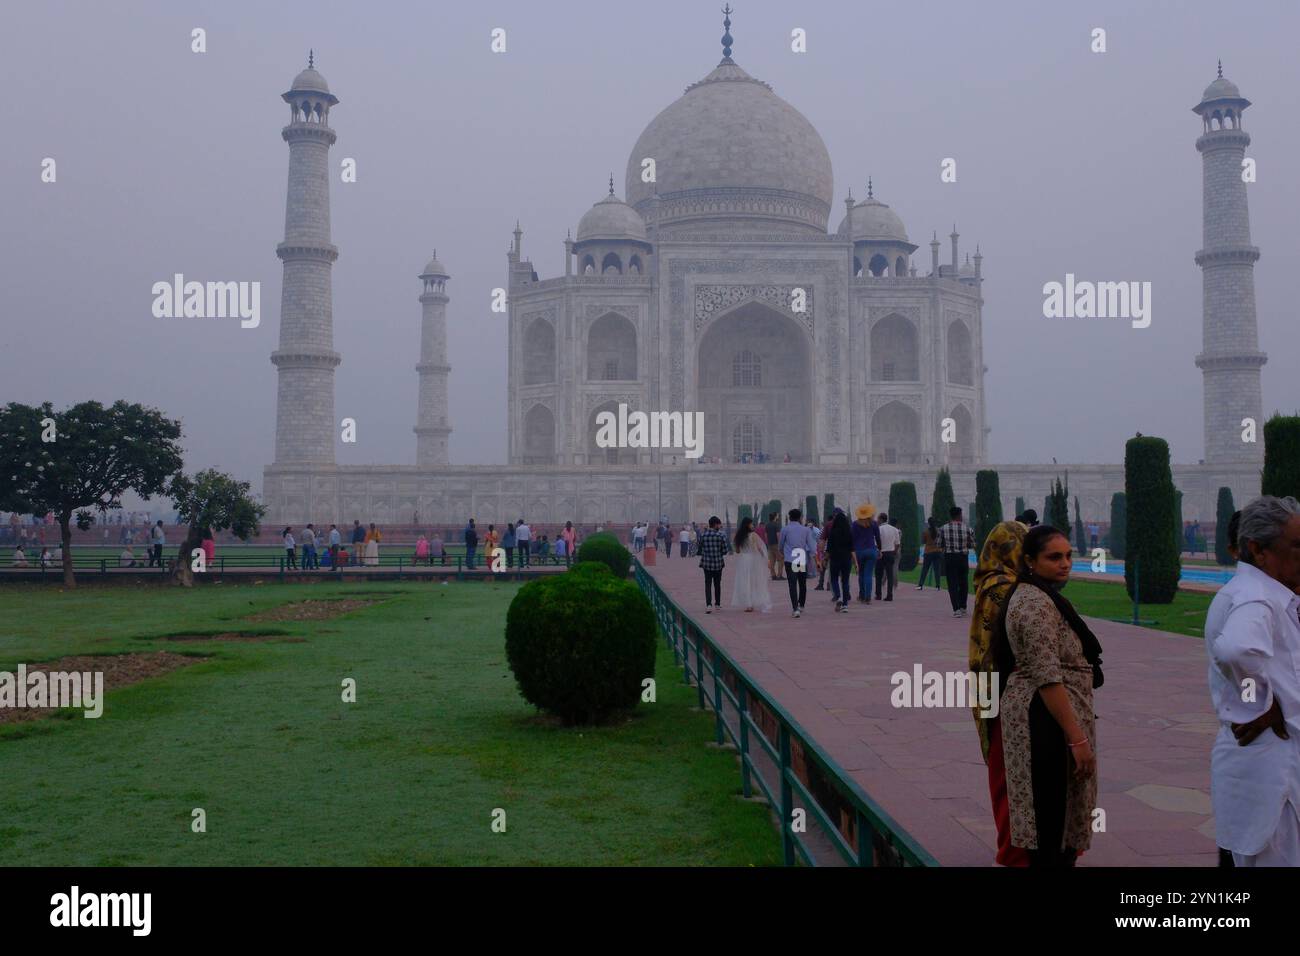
[996,525,1102,867]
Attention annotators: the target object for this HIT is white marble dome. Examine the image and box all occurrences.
[577,192,647,243]
[625,59,834,233]
[290,67,331,95]
[837,197,909,243]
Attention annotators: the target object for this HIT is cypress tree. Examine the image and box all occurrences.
[1047,476,1070,534]
[1215,486,1236,565]
[1124,435,1181,603]
[1074,496,1087,556]
[738,504,752,525]
[805,495,819,526]
[1173,489,1184,556]
[889,481,920,571]
[931,468,956,522]
[974,469,1003,552]
[1015,496,1026,519]
[823,493,835,521]
[1262,414,1300,499]
[1108,492,1127,560]
[768,499,782,523]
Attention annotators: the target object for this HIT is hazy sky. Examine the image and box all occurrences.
[3,0,1298,497]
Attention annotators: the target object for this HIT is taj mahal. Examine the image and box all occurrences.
[262,19,1265,528]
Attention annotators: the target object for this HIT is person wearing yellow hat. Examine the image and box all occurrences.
[851,504,882,604]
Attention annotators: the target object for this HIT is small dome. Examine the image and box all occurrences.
[576,192,647,243]
[1201,75,1240,103]
[290,67,330,95]
[837,197,909,243]
[420,252,448,277]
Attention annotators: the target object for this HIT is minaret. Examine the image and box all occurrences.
[271,53,341,464]
[1193,62,1266,464]
[415,252,452,466]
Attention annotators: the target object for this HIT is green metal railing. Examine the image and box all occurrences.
[634,559,938,867]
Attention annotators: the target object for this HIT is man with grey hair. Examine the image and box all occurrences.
[1205,495,1300,866]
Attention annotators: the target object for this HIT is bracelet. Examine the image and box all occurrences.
[1068,739,1089,748]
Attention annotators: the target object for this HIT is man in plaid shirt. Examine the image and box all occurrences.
[939,506,977,617]
[697,515,730,614]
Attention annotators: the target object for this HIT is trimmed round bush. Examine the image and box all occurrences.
[575,532,631,578]
[568,560,612,576]
[505,572,657,725]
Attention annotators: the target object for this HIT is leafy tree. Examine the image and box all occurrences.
[1262,414,1300,499]
[0,401,183,587]
[1124,435,1181,603]
[930,468,955,523]
[1108,492,1127,560]
[168,469,265,586]
[1215,486,1236,566]
[974,470,1003,552]
[889,481,920,571]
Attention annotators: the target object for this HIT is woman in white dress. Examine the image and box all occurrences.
[730,517,773,613]
[364,523,381,567]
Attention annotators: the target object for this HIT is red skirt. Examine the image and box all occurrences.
[988,717,1031,867]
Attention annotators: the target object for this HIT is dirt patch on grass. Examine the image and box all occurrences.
[0,652,202,726]
[163,632,307,644]
[244,599,380,622]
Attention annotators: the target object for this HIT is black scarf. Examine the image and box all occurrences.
[994,571,1104,691]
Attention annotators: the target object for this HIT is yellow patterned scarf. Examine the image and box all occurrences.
[968,520,1027,762]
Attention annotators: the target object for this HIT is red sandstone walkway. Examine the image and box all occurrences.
[645,554,1219,866]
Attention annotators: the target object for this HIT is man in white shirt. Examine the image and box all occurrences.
[149,520,165,568]
[632,522,646,553]
[514,520,531,567]
[1205,495,1300,867]
[874,513,900,602]
[678,526,690,558]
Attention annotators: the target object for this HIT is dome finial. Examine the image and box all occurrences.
[609,173,615,196]
[308,49,314,70]
[1217,59,1223,78]
[721,4,734,60]
[867,176,873,199]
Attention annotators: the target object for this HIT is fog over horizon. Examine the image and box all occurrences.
[3,0,1299,507]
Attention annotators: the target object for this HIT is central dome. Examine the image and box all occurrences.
[625,59,834,235]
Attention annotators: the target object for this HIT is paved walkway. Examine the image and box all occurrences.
[645,554,1219,866]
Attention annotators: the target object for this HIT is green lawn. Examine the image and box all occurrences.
[894,565,1214,638]
[0,581,780,866]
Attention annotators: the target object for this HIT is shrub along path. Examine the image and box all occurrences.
[643,556,1221,866]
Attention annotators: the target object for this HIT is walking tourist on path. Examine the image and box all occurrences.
[851,504,880,604]
[875,512,899,601]
[515,520,531,567]
[502,522,517,568]
[301,524,318,570]
[940,507,976,616]
[364,524,381,567]
[1205,495,1300,866]
[730,516,772,613]
[778,508,816,618]
[283,527,297,569]
[969,519,1030,867]
[463,519,478,570]
[678,525,690,558]
[765,512,785,580]
[328,524,342,567]
[917,517,944,590]
[826,509,854,613]
[149,520,165,568]
[697,515,729,613]
[815,514,834,591]
[561,521,576,566]
[993,524,1104,867]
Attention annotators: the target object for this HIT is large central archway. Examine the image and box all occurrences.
[697,301,812,463]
